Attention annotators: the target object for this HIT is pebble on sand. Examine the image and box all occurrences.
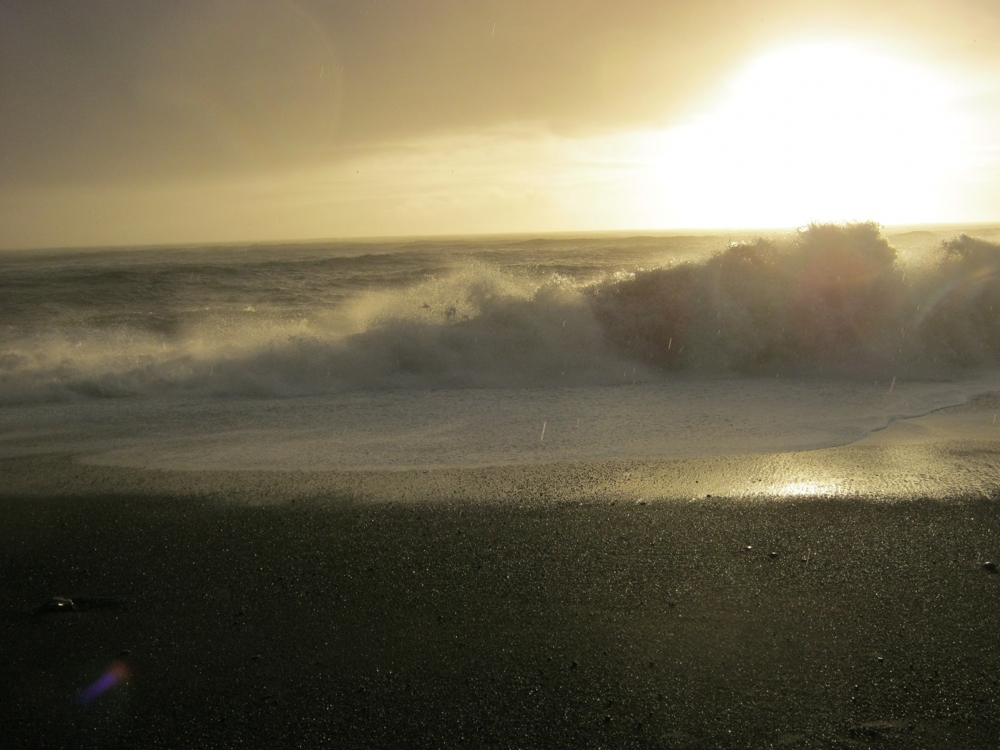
[983,561,998,573]
[40,596,75,612]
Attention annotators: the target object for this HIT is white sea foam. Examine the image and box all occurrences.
[3,224,1000,404]
[2,375,997,470]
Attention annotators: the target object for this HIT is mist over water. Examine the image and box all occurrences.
[3,224,1000,404]
[0,233,710,402]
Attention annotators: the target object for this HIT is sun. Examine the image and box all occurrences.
[630,39,980,228]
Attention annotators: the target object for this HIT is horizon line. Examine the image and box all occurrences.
[3,220,1000,254]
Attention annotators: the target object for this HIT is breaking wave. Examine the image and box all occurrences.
[592,223,1000,376]
[3,223,1000,403]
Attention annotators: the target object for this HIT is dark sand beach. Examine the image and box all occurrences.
[3,401,1000,749]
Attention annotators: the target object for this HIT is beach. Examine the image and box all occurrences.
[3,399,1000,749]
[5,0,1000,744]
[4,228,1000,747]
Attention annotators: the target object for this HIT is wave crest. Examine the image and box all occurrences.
[592,222,1000,375]
[3,223,1000,403]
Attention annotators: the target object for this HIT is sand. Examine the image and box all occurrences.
[3,399,1000,748]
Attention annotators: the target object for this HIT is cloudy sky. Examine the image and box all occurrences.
[2,0,999,249]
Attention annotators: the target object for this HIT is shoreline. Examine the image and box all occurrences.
[3,386,1000,505]
[5,393,1000,504]
[3,398,1000,747]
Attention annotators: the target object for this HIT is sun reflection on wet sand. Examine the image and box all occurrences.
[773,480,842,497]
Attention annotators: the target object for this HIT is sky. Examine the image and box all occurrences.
[2,0,1000,249]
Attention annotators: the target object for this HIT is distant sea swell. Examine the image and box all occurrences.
[2,223,1000,404]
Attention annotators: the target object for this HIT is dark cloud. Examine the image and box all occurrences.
[1,1,342,185]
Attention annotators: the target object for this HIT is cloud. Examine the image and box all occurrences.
[10,0,998,188]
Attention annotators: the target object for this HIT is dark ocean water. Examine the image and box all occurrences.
[0,233,728,402]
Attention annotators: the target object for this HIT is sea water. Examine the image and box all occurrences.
[2,224,1000,470]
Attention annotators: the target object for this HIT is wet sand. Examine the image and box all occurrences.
[3,400,1000,748]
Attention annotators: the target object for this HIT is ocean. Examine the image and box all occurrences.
[3,222,1000,471]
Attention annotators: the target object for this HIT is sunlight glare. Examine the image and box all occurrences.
[632,40,980,228]
[775,481,841,498]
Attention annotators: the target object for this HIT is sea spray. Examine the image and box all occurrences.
[2,223,1000,403]
[591,223,1000,376]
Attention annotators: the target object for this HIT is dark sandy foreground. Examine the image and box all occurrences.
[3,416,1000,749]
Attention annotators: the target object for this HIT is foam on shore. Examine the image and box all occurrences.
[4,391,1000,505]
[2,375,998,473]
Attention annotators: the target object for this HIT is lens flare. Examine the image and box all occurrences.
[76,660,130,707]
